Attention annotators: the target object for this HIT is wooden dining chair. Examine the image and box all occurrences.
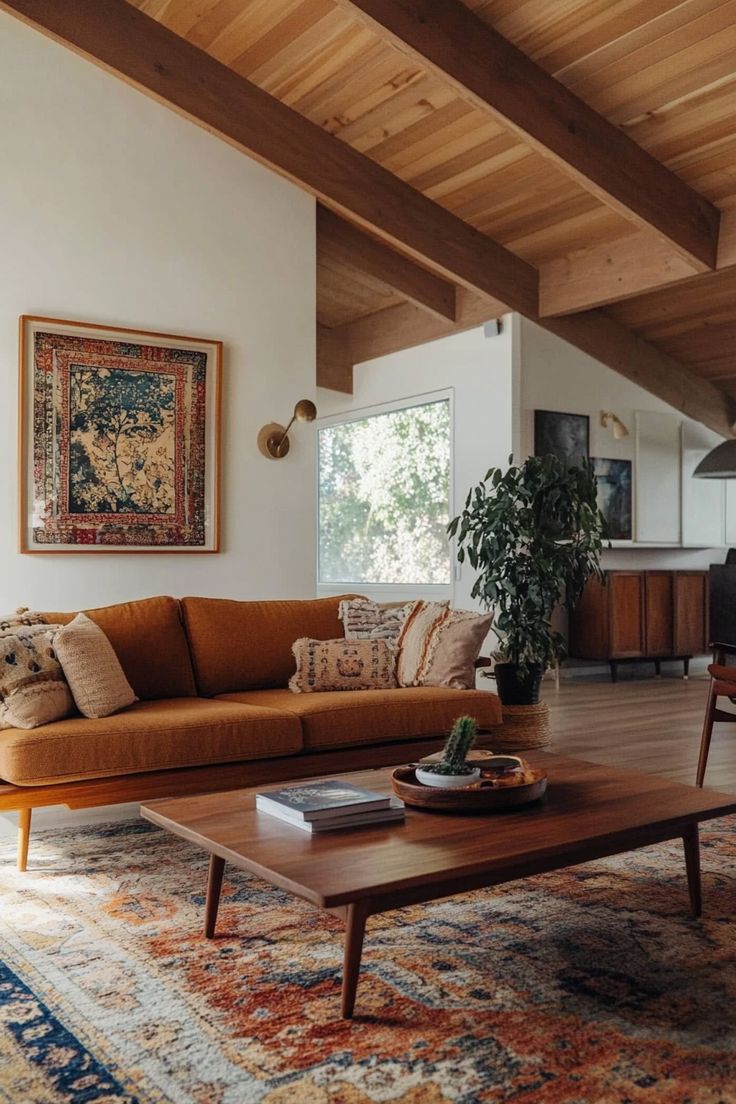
[697,641,736,787]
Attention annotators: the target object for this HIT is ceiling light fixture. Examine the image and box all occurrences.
[694,439,736,478]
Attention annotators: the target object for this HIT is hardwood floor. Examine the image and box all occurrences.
[546,674,736,794]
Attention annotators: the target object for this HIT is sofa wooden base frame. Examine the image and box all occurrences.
[1,734,454,872]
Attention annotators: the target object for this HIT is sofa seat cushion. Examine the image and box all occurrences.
[181,595,359,695]
[42,597,197,701]
[216,687,502,751]
[0,698,303,786]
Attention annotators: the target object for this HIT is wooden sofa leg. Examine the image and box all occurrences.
[17,808,31,872]
[696,683,717,788]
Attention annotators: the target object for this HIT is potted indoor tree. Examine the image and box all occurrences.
[448,455,606,705]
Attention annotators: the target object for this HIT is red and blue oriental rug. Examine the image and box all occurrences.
[1,817,735,1103]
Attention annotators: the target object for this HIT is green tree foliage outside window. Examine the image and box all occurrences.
[319,399,451,585]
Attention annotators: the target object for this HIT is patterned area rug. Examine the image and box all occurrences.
[2,817,736,1104]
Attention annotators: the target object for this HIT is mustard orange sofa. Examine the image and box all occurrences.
[0,595,502,870]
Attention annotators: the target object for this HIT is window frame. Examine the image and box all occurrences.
[315,388,455,600]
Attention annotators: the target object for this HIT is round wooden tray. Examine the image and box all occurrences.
[391,765,548,812]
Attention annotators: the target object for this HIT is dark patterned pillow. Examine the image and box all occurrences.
[289,638,397,694]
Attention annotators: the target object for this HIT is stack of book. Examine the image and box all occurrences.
[255,779,405,833]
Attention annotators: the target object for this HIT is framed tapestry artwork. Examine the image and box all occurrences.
[19,316,222,553]
[534,410,589,471]
[592,457,633,541]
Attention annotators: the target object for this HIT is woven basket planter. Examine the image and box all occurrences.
[495,701,551,751]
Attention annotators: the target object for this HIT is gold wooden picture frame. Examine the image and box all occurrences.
[19,316,222,554]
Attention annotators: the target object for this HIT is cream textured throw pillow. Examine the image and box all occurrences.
[338,598,415,645]
[0,624,73,730]
[55,613,137,719]
[395,601,493,689]
[290,637,397,693]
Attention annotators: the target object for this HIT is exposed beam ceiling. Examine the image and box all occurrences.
[333,0,721,271]
[5,0,735,439]
[0,0,537,316]
[541,212,736,317]
[317,207,457,323]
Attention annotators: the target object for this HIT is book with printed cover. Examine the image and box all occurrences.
[255,779,392,822]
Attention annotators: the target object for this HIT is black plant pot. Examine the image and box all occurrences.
[493,662,544,706]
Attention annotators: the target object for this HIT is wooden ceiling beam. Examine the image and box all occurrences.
[339,289,504,364]
[541,211,736,317]
[334,0,721,271]
[317,206,457,322]
[317,324,353,393]
[0,0,537,316]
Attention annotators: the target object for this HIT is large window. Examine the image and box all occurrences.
[318,397,452,585]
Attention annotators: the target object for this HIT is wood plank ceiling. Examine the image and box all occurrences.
[6,0,736,431]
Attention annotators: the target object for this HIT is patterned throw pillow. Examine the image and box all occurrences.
[338,598,415,645]
[0,624,74,730]
[395,602,493,690]
[0,608,48,632]
[289,638,397,693]
[55,614,137,719]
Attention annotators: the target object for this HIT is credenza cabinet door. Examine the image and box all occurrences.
[609,572,645,657]
[645,571,674,656]
[674,572,709,656]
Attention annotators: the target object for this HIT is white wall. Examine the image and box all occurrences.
[516,317,727,571]
[0,13,317,612]
[317,320,515,611]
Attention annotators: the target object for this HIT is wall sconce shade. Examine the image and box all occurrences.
[258,399,317,459]
[600,411,629,439]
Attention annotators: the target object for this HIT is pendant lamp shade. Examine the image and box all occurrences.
[693,439,736,478]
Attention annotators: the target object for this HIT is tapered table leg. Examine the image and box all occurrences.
[683,824,702,918]
[341,900,369,1019]
[204,854,225,938]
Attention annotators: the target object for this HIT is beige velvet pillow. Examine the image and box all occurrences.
[0,624,73,730]
[395,602,492,689]
[290,638,397,694]
[55,613,137,719]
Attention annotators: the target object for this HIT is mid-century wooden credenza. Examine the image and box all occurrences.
[568,570,709,681]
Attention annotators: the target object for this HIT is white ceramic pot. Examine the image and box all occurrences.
[415,766,481,789]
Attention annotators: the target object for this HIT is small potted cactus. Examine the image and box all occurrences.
[415,716,480,789]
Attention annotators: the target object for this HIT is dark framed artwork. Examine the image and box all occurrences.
[534,410,589,470]
[592,457,633,541]
[19,316,222,553]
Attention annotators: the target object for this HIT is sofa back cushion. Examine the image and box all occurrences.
[42,597,196,701]
[181,596,356,696]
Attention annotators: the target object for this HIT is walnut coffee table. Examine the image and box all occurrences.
[141,753,736,1019]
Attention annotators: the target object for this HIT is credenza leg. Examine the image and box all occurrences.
[683,657,690,679]
[341,900,369,1019]
[204,854,225,938]
[682,824,702,919]
[610,661,618,683]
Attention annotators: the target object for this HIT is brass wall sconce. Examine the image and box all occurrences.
[600,411,629,439]
[258,399,317,459]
